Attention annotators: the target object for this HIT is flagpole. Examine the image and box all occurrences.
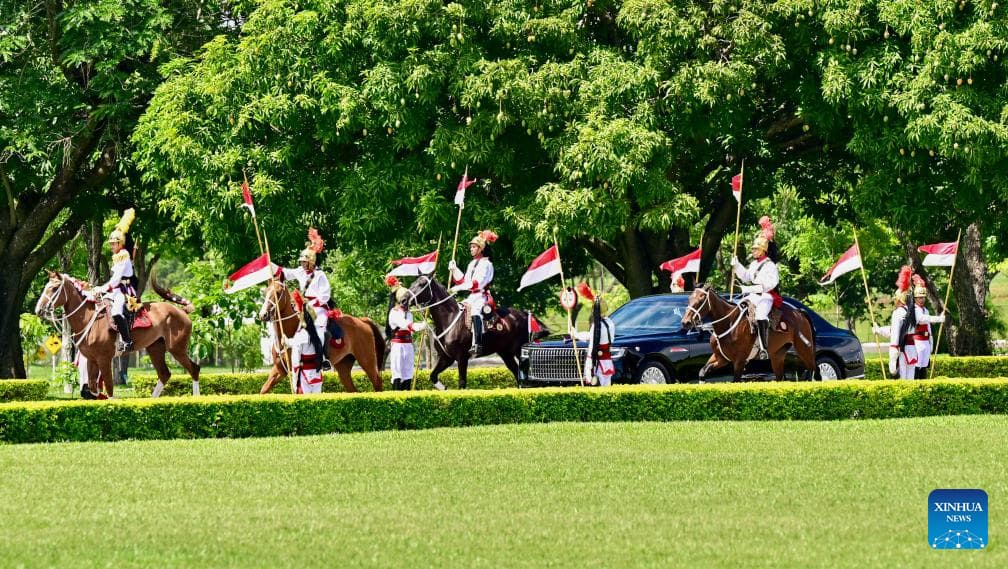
[448,167,467,284]
[929,229,962,379]
[261,215,296,393]
[243,171,265,256]
[853,228,887,378]
[729,160,744,296]
[412,234,443,390]
[554,230,587,387]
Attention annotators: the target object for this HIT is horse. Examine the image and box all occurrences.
[680,284,818,381]
[34,271,200,398]
[406,276,549,389]
[258,280,386,393]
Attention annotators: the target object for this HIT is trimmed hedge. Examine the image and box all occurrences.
[129,354,1008,396]
[862,354,1008,380]
[129,367,518,396]
[0,380,50,402]
[1,380,1006,444]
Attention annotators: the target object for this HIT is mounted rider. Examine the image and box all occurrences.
[730,216,781,359]
[911,274,945,379]
[448,229,497,355]
[387,286,427,390]
[101,208,139,351]
[276,228,336,370]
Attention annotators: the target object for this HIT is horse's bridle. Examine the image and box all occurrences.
[37,275,103,349]
[406,277,456,312]
[683,287,712,328]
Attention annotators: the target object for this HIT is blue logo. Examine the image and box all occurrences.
[929,489,988,550]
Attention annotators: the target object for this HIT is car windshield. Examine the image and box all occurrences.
[609,296,686,332]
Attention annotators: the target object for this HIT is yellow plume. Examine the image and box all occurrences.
[115,208,136,234]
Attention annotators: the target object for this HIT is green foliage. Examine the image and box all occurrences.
[0,379,50,402]
[863,354,1008,380]
[2,379,1007,443]
[18,314,54,370]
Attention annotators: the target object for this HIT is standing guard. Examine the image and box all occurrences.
[448,229,497,355]
[911,274,945,379]
[873,266,918,379]
[569,283,616,386]
[731,218,781,359]
[277,228,333,370]
[387,287,427,390]
[101,208,138,351]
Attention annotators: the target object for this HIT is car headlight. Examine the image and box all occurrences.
[520,347,530,360]
[610,347,626,359]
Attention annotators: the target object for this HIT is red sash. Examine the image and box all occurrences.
[392,330,412,344]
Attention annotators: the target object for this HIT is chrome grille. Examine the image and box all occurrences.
[527,347,587,382]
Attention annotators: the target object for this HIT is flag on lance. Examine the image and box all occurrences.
[659,248,702,280]
[528,312,543,340]
[387,250,439,277]
[731,172,743,203]
[454,170,475,206]
[225,253,278,293]
[918,242,958,267]
[819,244,862,285]
[240,180,255,216]
[518,245,562,290]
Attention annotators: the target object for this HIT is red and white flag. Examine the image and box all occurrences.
[819,244,862,285]
[918,242,958,267]
[659,248,702,281]
[387,250,438,277]
[528,312,543,341]
[241,180,255,216]
[225,253,277,293]
[518,245,562,290]
[731,172,743,203]
[454,170,475,206]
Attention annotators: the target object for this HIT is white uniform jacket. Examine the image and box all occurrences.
[450,257,494,312]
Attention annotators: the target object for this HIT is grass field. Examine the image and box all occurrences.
[0,417,1002,568]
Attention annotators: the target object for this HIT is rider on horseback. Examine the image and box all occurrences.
[277,228,333,370]
[101,208,138,351]
[448,229,497,355]
[731,217,780,360]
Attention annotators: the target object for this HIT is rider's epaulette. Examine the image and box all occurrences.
[112,250,130,265]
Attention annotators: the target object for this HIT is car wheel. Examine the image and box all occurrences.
[636,360,671,385]
[816,356,842,381]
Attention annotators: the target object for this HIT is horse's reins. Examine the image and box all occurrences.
[40,276,107,349]
[688,288,750,362]
[261,285,302,375]
[405,278,466,350]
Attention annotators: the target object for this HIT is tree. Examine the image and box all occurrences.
[0,0,237,377]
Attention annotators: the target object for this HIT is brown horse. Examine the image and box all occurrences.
[680,284,818,381]
[34,271,200,398]
[406,276,549,388]
[258,280,385,393]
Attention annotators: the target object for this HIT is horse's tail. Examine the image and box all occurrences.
[364,318,386,371]
[149,269,195,313]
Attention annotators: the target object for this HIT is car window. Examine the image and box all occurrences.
[610,296,685,332]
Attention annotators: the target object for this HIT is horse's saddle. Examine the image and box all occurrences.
[741,302,787,332]
[110,305,152,331]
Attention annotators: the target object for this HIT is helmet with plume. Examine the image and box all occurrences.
[299,227,325,265]
[469,229,498,250]
[108,208,136,244]
[912,274,927,299]
[894,265,912,305]
[385,274,400,289]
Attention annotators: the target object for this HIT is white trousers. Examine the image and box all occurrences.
[583,359,614,387]
[298,369,323,394]
[390,341,415,380]
[744,293,773,320]
[890,346,918,379]
[109,291,126,317]
[914,339,932,369]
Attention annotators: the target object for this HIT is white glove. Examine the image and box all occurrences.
[449,283,466,293]
[731,256,742,269]
[931,313,946,324]
[872,325,886,335]
[740,284,762,294]
[888,347,899,377]
[448,260,458,272]
[412,322,427,332]
[83,290,97,302]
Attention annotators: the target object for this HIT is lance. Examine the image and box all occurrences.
[929,228,962,379]
[853,228,888,378]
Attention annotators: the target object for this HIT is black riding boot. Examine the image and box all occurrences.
[113,315,133,351]
[756,319,769,359]
[400,378,412,391]
[80,384,96,400]
[391,378,402,390]
[311,332,331,371]
[470,315,483,355]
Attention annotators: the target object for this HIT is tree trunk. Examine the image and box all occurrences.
[947,223,992,355]
[86,218,106,283]
[0,269,27,378]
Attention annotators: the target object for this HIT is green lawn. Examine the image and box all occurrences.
[0,418,1002,568]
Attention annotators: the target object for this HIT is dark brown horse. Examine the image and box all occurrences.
[680,284,818,381]
[406,276,549,388]
[258,280,385,393]
[35,271,200,398]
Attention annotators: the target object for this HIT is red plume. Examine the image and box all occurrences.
[385,274,400,288]
[575,281,595,302]
[676,276,685,288]
[895,265,912,292]
[759,216,775,240]
[291,289,305,313]
[480,229,498,244]
[307,227,325,253]
[912,274,926,289]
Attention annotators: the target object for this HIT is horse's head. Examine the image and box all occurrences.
[408,275,449,308]
[259,280,293,322]
[35,270,68,317]
[681,283,714,329]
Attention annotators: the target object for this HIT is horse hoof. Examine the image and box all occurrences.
[80,387,96,400]
[96,393,109,400]
[433,381,446,391]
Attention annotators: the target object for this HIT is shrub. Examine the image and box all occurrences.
[0,380,1006,444]
[0,380,50,402]
[862,355,1008,380]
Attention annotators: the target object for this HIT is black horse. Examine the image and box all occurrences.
[406,276,549,388]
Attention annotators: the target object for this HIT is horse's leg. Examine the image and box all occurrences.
[499,351,520,386]
[335,359,356,392]
[346,323,382,392]
[458,356,471,389]
[770,346,787,381]
[146,339,171,397]
[97,358,114,398]
[698,352,730,381]
[794,322,819,380]
[260,357,287,394]
[167,343,201,396]
[429,354,454,390]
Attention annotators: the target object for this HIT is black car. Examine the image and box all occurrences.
[518,293,865,385]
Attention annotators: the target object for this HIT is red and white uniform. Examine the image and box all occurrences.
[281,266,331,342]
[449,256,494,312]
[285,329,323,394]
[913,306,944,370]
[387,306,425,381]
[573,317,616,387]
[101,249,134,317]
[732,256,780,319]
[876,306,917,379]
